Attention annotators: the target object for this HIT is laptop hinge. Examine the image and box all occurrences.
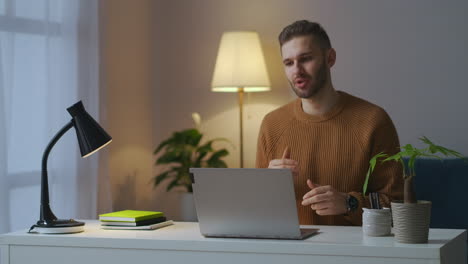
[190,173,195,184]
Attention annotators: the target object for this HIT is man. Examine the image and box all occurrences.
[256,20,403,226]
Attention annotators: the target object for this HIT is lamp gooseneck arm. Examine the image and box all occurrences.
[39,120,74,224]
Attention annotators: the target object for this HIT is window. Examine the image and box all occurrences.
[0,0,99,233]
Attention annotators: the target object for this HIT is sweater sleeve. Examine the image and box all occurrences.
[255,118,270,168]
[344,112,404,225]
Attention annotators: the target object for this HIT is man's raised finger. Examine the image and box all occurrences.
[282,146,291,159]
[269,159,298,166]
[269,165,298,170]
[307,179,320,190]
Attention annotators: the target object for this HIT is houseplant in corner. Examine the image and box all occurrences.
[364,136,465,243]
[153,113,230,220]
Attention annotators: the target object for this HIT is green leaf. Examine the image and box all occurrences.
[362,152,387,194]
[194,141,213,166]
[154,137,175,154]
[197,140,214,154]
[419,153,442,160]
[445,148,464,158]
[419,136,466,160]
[402,144,414,152]
[207,159,228,168]
[209,149,229,161]
[429,145,438,154]
[178,129,203,146]
[383,153,402,162]
[154,171,171,185]
[153,128,231,192]
[166,179,181,192]
[408,154,417,174]
[156,151,181,164]
[419,136,433,146]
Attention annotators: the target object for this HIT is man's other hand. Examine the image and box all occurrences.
[268,146,299,177]
[301,179,348,215]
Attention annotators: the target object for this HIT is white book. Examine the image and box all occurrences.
[101,220,174,230]
[101,217,166,226]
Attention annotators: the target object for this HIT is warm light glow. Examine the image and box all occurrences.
[212,87,270,92]
[82,139,112,158]
[211,31,271,93]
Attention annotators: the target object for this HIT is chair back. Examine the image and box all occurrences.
[411,158,468,229]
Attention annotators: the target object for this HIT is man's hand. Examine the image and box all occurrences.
[301,179,348,215]
[268,147,299,177]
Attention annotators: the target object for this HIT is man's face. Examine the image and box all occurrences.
[281,36,330,99]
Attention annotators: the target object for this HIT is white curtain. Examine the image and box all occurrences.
[0,0,110,233]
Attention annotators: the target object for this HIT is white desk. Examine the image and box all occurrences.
[0,220,466,264]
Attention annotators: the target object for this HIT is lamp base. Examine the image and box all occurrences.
[29,219,85,234]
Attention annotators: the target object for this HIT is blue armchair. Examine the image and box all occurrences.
[411,158,468,229]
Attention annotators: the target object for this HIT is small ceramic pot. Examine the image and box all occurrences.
[362,207,392,236]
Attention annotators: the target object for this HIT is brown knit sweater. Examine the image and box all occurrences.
[256,91,403,226]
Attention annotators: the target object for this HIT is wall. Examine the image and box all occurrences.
[152,0,468,219]
[153,0,468,166]
[103,0,468,219]
[101,0,155,212]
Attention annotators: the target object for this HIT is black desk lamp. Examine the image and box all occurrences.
[29,101,112,234]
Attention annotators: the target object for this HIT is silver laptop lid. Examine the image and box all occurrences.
[190,168,302,239]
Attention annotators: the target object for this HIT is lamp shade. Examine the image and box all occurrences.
[211,31,271,92]
[67,101,112,158]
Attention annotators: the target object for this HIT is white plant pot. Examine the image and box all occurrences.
[391,200,432,243]
[362,208,392,237]
[180,192,198,222]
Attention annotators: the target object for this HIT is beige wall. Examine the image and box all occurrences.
[151,0,296,219]
[102,0,468,218]
[153,0,294,170]
[101,0,156,212]
[152,0,468,219]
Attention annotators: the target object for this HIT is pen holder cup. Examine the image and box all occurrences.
[362,208,392,237]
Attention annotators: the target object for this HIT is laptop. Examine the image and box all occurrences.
[189,168,319,240]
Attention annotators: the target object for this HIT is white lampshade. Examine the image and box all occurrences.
[211,31,271,92]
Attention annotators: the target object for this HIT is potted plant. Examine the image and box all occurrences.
[364,136,465,243]
[153,128,230,192]
[153,113,230,221]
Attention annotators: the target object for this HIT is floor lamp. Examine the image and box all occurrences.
[211,31,270,168]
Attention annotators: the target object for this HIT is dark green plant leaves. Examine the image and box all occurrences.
[153,128,230,192]
[155,171,171,185]
[209,149,229,160]
[366,136,466,190]
[420,136,465,159]
[166,179,181,192]
[156,151,181,165]
[154,137,175,155]
[363,152,387,195]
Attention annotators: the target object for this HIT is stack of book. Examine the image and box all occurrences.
[99,210,173,230]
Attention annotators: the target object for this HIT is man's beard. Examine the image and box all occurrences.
[290,62,328,99]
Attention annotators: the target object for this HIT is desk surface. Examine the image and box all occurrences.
[1,220,466,261]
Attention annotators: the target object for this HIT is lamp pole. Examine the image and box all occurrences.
[238,88,244,168]
[39,121,73,225]
[211,32,271,168]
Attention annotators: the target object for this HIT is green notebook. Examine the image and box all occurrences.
[99,210,164,222]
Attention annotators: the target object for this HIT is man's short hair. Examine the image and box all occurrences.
[278,20,332,50]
